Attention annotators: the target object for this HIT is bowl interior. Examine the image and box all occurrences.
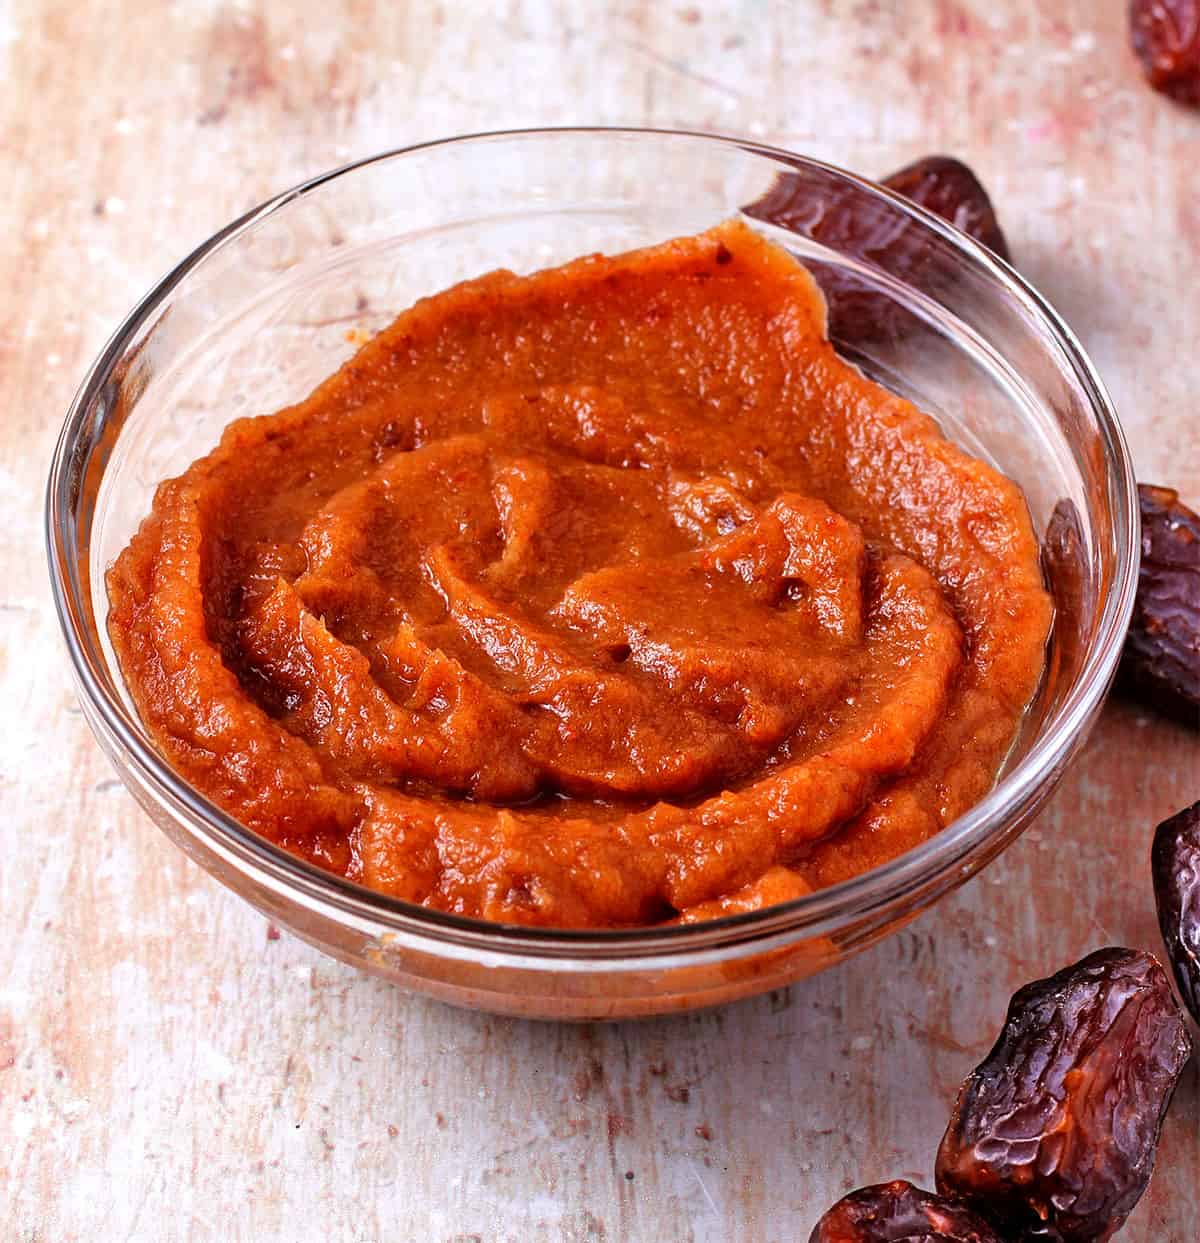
[52,130,1135,947]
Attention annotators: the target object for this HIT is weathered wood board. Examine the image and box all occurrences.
[2,2,1197,1238]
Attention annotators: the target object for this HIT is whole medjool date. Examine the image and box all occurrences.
[935,947,1192,1242]
[1131,0,1200,106]
[880,156,1010,261]
[743,155,1009,343]
[1152,799,1200,1023]
[808,1180,1004,1243]
[1120,483,1200,727]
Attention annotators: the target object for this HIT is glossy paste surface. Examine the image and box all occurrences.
[108,222,1051,927]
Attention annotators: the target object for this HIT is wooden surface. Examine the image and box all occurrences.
[3,2,1199,1239]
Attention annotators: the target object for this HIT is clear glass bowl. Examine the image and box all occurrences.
[46,129,1137,1019]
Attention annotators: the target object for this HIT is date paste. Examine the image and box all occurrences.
[108,221,1051,927]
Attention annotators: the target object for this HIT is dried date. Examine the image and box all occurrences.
[935,947,1192,1242]
[1153,799,1200,1024]
[1119,483,1200,726]
[881,156,1010,261]
[808,1181,1004,1243]
[744,155,1009,343]
[1131,0,1200,107]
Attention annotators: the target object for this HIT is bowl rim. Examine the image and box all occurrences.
[45,125,1140,959]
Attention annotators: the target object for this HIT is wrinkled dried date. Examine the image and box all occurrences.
[744,155,1009,343]
[808,1181,1004,1243]
[881,157,1010,261]
[935,947,1192,1242]
[1131,0,1200,106]
[746,155,1010,262]
[1119,483,1200,726]
[1153,799,1200,1024]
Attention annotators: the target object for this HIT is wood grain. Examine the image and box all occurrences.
[2,1,1198,1239]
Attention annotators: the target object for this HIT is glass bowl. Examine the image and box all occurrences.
[46,129,1137,1019]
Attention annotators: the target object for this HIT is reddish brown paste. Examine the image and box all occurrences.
[108,221,1052,927]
